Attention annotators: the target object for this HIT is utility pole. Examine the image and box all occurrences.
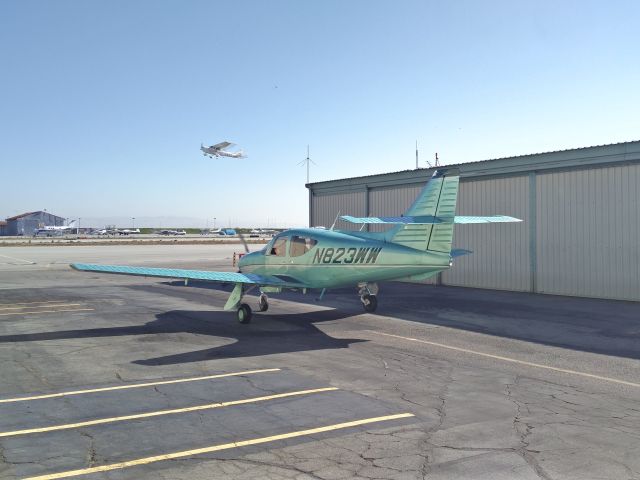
[415,140,419,169]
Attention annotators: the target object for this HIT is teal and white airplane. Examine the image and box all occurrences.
[72,169,521,324]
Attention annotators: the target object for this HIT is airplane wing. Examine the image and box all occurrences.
[211,141,234,150]
[340,215,522,224]
[71,263,307,289]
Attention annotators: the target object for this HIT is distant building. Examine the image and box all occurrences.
[0,221,6,236]
[2,211,66,236]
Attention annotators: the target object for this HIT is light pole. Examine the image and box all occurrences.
[132,217,135,229]
[213,217,216,229]
[78,218,81,235]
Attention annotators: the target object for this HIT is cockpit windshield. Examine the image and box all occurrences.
[266,236,287,257]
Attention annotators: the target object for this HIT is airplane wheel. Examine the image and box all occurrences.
[237,304,252,324]
[258,294,269,312]
[362,294,378,313]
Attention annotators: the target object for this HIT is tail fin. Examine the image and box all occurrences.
[388,169,459,252]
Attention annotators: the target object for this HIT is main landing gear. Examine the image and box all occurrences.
[358,283,379,313]
[237,304,252,324]
[258,293,269,312]
[235,293,269,324]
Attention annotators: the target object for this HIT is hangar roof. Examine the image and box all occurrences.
[5,211,40,221]
[5,211,65,221]
[307,140,640,192]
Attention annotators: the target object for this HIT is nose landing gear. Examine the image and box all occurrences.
[358,283,379,313]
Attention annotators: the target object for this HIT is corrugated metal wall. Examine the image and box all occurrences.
[444,176,531,291]
[368,184,422,232]
[536,164,640,301]
[311,191,366,231]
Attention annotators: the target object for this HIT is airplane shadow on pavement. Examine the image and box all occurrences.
[0,308,366,366]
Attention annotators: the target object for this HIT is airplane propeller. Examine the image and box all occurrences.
[238,233,250,253]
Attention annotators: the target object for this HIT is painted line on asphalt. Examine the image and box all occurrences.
[368,330,640,388]
[24,413,415,480]
[0,253,36,265]
[0,368,282,403]
[0,300,72,307]
[0,387,339,437]
[0,303,84,311]
[0,308,95,317]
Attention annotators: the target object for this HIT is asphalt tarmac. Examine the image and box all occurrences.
[0,244,638,480]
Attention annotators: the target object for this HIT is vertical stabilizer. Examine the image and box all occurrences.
[388,169,460,252]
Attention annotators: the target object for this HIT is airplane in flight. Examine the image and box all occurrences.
[200,141,246,159]
[34,219,77,236]
[72,169,521,324]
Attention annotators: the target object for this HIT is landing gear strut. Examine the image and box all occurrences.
[358,283,379,313]
[258,293,269,312]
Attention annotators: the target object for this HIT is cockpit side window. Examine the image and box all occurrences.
[268,236,288,257]
[289,236,318,257]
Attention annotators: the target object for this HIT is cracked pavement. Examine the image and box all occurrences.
[0,244,639,479]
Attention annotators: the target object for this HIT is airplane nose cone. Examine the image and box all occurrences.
[238,251,260,271]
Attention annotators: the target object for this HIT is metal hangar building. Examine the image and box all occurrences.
[306,141,640,302]
[2,211,66,236]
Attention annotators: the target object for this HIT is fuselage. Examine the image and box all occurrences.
[238,228,451,289]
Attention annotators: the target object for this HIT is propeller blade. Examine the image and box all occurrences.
[239,233,250,253]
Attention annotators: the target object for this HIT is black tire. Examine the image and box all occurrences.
[237,303,252,324]
[258,295,269,312]
[362,294,378,313]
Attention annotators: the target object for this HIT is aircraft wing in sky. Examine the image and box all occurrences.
[210,141,234,150]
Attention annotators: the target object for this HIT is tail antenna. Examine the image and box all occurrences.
[330,210,341,231]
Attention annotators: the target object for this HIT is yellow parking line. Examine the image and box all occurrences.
[0,387,339,437]
[368,330,640,388]
[0,368,281,403]
[0,303,83,311]
[0,308,94,317]
[24,413,414,480]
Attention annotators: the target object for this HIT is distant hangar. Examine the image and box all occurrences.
[307,141,640,302]
[1,211,66,236]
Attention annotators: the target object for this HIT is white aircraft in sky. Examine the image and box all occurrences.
[200,141,246,159]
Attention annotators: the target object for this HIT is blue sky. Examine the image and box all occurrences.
[2,1,639,227]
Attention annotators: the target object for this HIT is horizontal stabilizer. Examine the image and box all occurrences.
[71,264,306,288]
[453,215,522,224]
[451,248,473,258]
[341,215,522,225]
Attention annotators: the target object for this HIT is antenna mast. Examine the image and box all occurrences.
[306,145,310,183]
[298,145,316,183]
[415,140,419,169]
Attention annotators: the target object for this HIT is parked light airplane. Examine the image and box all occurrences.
[34,219,77,236]
[72,169,521,324]
[200,141,246,159]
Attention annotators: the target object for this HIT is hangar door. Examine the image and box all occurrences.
[311,191,366,231]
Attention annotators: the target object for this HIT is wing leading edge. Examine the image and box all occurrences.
[340,215,522,225]
[70,263,307,289]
